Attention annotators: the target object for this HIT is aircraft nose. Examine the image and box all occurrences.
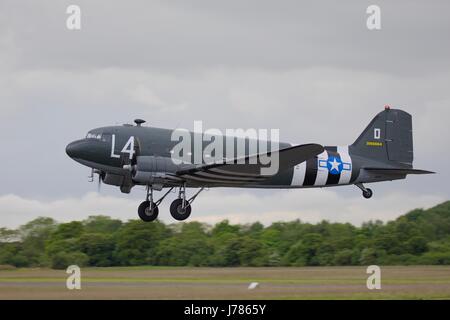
[66,140,84,159]
[66,141,76,158]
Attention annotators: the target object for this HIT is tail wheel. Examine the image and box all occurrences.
[363,188,373,199]
[170,198,192,221]
[138,201,159,222]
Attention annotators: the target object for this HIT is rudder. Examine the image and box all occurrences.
[350,107,413,167]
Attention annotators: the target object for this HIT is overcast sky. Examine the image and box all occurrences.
[0,0,448,228]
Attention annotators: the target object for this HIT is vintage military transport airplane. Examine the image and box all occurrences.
[66,107,433,222]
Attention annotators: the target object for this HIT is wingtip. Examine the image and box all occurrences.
[414,169,436,174]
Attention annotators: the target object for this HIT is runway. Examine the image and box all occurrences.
[1,266,449,299]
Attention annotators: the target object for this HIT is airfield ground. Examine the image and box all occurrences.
[0,266,449,299]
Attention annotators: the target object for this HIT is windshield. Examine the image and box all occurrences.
[86,132,102,140]
[86,131,112,143]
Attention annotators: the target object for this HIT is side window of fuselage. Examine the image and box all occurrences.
[101,133,112,143]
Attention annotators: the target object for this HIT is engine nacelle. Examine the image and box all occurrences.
[100,172,134,194]
[135,156,179,173]
[131,156,185,185]
[102,173,124,186]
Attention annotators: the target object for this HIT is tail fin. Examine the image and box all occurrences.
[350,107,413,167]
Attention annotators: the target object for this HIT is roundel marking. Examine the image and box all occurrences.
[327,156,343,175]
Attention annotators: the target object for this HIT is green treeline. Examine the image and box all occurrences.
[1,201,450,269]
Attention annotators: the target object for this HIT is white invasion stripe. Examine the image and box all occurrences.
[290,161,306,186]
[314,150,329,186]
[338,145,352,185]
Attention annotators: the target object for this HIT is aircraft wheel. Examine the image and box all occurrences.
[138,201,159,222]
[362,188,373,199]
[170,199,192,221]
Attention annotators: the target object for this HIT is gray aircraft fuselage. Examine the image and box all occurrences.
[66,109,420,194]
[66,108,433,221]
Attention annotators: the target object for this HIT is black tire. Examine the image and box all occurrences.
[170,198,192,221]
[138,201,159,222]
[363,188,373,199]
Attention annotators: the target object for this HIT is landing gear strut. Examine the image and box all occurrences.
[356,183,373,199]
[170,184,204,221]
[138,186,174,222]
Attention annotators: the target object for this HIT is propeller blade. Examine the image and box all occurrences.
[88,168,94,182]
[97,173,102,192]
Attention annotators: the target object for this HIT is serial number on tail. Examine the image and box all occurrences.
[366,141,383,147]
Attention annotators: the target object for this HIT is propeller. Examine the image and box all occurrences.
[89,168,103,192]
[97,172,102,192]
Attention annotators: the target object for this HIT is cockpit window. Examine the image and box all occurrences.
[86,131,112,143]
[86,132,102,140]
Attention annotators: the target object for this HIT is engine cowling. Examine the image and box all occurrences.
[100,172,134,194]
[102,173,124,186]
[132,156,183,184]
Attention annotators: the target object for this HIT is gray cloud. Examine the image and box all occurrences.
[0,188,444,229]
[1,1,449,73]
[0,1,448,226]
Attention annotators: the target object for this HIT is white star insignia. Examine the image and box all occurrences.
[329,158,341,173]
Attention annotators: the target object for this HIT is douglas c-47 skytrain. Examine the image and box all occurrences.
[66,107,434,222]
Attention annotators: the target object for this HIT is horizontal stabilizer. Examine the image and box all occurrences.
[364,168,435,175]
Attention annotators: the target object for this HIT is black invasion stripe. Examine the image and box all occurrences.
[183,174,245,184]
[205,168,263,179]
[350,162,359,183]
[209,166,262,177]
[183,173,261,184]
[326,149,341,185]
[195,171,266,181]
[303,157,318,186]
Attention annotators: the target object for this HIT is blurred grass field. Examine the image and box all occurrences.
[0,266,449,300]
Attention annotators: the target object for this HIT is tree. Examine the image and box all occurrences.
[359,248,382,265]
[0,228,20,243]
[0,243,27,267]
[45,221,85,266]
[114,220,170,266]
[334,249,354,266]
[1,200,450,268]
[221,236,242,266]
[49,221,84,242]
[83,216,122,234]
[211,220,240,237]
[78,233,116,266]
[51,251,89,269]
[156,222,212,266]
[406,236,428,254]
[237,236,267,266]
[19,217,57,266]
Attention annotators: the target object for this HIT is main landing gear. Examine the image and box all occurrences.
[138,186,173,222]
[356,183,373,199]
[138,184,205,222]
[170,184,204,221]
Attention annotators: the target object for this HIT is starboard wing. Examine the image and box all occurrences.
[176,143,324,184]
